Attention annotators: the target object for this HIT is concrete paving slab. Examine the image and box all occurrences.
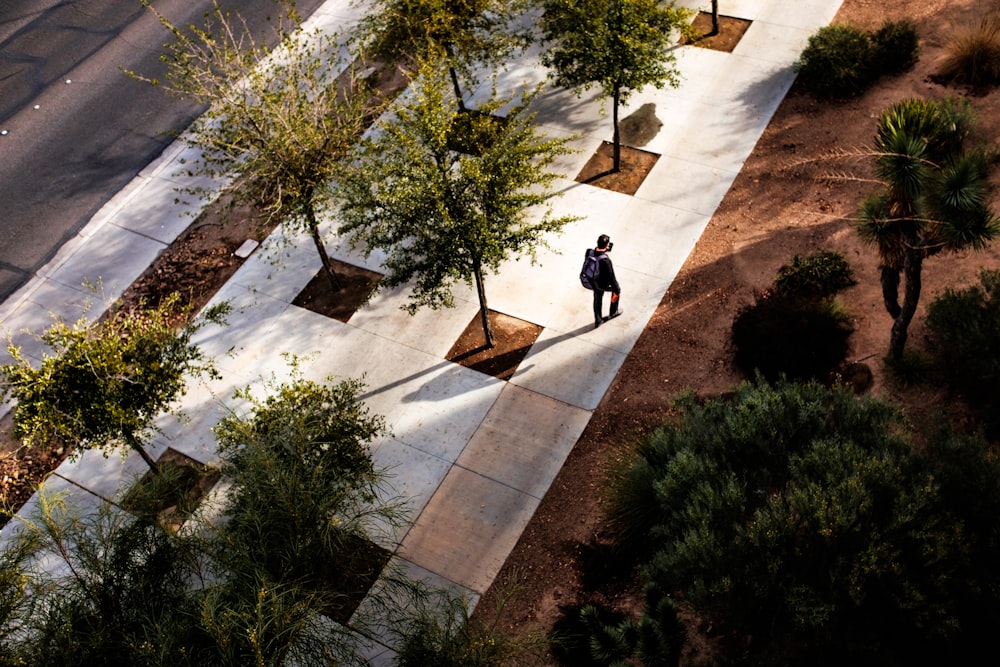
[734,20,814,65]
[349,282,481,358]
[53,442,167,504]
[369,437,453,543]
[757,0,841,30]
[510,328,628,411]
[41,223,166,304]
[110,175,205,244]
[611,199,713,283]
[456,384,592,500]
[634,154,737,215]
[399,465,540,594]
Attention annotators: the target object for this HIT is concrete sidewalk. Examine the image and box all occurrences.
[0,0,843,661]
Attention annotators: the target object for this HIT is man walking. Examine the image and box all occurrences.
[588,234,621,328]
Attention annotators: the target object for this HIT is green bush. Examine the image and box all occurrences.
[772,250,857,299]
[796,21,920,99]
[732,250,855,382]
[795,24,874,98]
[935,12,1000,88]
[607,379,1000,666]
[871,20,920,75]
[732,296,854,382]
[926,269,1000,428]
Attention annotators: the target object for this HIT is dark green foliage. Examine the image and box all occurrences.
[871,20,920,75]
[794,24,874,98]
[772,251,857,299]
[795,21,919,99]
[732,251,856,382]
[394,585,544,666]
[732,296,853,382]
[926,269,1000,430]
[549,586,684,666]
[607,379,1000,666]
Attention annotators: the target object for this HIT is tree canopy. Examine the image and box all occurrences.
[0,295,225,472]
[540,0,688,171]
[336,61,576,347]
[131,0,375,290]
[857,97,1000,359]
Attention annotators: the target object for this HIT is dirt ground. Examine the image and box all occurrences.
[475,0,1000,661]
[2,0,998,660]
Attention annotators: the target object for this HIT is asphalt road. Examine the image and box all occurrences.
[0,0,326,303]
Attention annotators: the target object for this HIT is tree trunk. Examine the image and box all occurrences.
[473,260,495,348]
[889,248,923,360]
[444,44,466,111]
[880,265,902,319]
[128,434,160,474]
[710,0,720,35]
[306,203,341,292]
[611,82,622,173]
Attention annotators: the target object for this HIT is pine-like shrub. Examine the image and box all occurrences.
[607,379,1000,666]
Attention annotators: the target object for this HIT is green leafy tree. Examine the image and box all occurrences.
[355,0,529,110]
[0,296,226,473]
[540,0,689,172]
[608,379,1000,665]
[336,62,576,348]
[130,0,374,292]
[857,97,1000,359]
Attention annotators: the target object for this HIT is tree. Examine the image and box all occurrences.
[607,379,1000,665]
[709,0,719,36]
[858,97,1000,359]
[540,0,689,172]
[130,0,374,292]
[0,295,226,473]
[335,62,576,348]
[354,0,529,110]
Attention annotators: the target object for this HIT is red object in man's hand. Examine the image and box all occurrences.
[611,293,619,303]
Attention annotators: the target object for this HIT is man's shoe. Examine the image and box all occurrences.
[594,319,602,329]
[606,311,622,320]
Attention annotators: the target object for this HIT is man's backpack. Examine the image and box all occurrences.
[580,249,602,290]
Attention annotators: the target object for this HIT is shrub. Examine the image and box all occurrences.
[870,20,920,75]
[926,269,1000,427]
[733,251,856,382]
[795,24,874,98]
[608,379,1000,665]
[772,250,857,299]
[935,12,1000,88]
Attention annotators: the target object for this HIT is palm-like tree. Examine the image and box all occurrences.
[858,98,1000,359]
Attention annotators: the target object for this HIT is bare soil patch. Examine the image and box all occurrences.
[446,311,543,381]
[122,447,221,531]
[575,141,660,195]
[292,262,382,322]
[682,11,752,52]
